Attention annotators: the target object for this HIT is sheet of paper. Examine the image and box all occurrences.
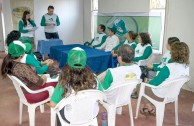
[39,74,59,83]
[32,27,38,31]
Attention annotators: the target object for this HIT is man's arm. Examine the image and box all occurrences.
[93,36,107,48]
[56,16,60,26]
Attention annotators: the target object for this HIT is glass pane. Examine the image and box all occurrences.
[150,0,166,9]
[92,0,98,11]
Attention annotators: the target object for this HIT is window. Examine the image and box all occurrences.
[149,0,166,53]
[150,0,166,9]
[91,0,98,38]
[92,0,98,11]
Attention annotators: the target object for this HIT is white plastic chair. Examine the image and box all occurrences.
[135,76,190,126]
[102,79,142,126]
[8,75,54,126]
[50,89,105,126]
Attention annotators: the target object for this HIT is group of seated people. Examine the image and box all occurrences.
[1,27,190,125]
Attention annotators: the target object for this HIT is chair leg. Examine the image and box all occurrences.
[28,106,36,126]
[156,104,165,126]
[102,102,116,126]
[192,104,194,112]
[19,101,23,124]
[116,107,122,115]
[128,100,134,126]
[107,107,116,126]
[51,108,56,126]
[135,95,142,119]
[175,99,179,125]
[40,104,45,113]
[93,118,98,126]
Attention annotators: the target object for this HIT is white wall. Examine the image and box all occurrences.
[1,0,12,40]
[2,0,84,47]
[83,0,92,42]
[34,0,84,45]
[0,0,5,51]
[164,0,194,91]
[98,0,150,13]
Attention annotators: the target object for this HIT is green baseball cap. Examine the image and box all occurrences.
[108,26,117,34]
[67,47,87,69]
[8,40,31,58]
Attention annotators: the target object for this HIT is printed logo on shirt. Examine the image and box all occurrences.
[136,50,139,53]
[162,57,167,62]
[125,73,137,81]
[48,18,54,21]
[95,37,99,41]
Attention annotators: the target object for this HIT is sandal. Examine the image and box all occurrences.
[140,108,156,117]
[140,108,150,116]
[148,109,156,116]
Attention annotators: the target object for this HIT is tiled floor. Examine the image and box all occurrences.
[0,57,194,126]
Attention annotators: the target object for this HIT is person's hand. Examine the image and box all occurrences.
[46,23,53,26]
[41,75,47,84]
[111,50,117,57]
[46,22,56,26]
[47,60,54,66]
[28,29,32,32]
[147,64,153,69]
[111,50,114,54]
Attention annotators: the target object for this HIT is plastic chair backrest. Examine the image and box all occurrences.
[157,76,190,103]
[7,75,29,104]
[55,89,104,125]
[104,79,141,107]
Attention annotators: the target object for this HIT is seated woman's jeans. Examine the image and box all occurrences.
[140,66,148,82]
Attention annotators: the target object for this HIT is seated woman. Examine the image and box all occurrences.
[140,42,190,116]
[112,30,138,57]
[1,41,58,103]
[147,37,180,72]
[131,32,152,99]
[49,47,103,125]
[133,32,152,81]
[6,30,59,75]
[111,30,138,67]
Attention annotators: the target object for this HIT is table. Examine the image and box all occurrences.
[37,39,63,56]
[50,44,114,72]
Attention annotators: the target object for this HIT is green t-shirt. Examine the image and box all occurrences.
[26,53,49,74]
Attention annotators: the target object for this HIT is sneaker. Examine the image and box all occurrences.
[131,91,138,99]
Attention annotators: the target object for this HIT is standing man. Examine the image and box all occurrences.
[40,5,60,39]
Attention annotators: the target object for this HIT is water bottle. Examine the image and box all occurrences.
[102,112,107,126]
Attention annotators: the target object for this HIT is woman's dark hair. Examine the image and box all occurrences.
[59,64,97,97]
[1,54,16,78]
[128,31,138,40]
[99,24,106,32]
[139,32,152,46]
[171,42,189,65]
[48,5,54,10]
[168,37,180,46]
[6,30,21,46]
[118,44,134,63]
[22,10,32,27]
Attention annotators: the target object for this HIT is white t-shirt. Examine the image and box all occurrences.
[101,35,119,52]
[152,63,189,98]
